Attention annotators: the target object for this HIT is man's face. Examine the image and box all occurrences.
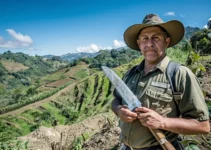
[137,26,170,64]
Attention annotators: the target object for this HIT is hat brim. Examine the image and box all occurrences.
[124,20,185,50]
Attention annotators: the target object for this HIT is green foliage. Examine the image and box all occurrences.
[40,111,57,126]
[0,120,21,142]
[89,48,140,68]
[50,56,63,62]
[186,50,206,76]
[0,81,72,114]
[74,69,89,79]
[26,86,37,95]
[185,26,200,40]
[12,88,25,101]
[0,62,6,77]
[40,71,67,84]
[0,140,28,150]
[61,107,79,123]
[0,51,69,105]
[190,29,211,54]
[71,136,83,150]
[180,134,210,150]
[166,47,189,64]
[206,101,211,115]
[0,84,6,95]
[182,41,193,52]
[184,144,200,150]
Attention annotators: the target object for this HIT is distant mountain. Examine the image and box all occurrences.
[207,19,211,29]
[42,54,55,58]
[61,52,98,62]
[185,26,200,40]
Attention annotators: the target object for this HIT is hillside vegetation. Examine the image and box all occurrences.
[190,28,211,54]
[0,47,189,146]
[0,51,68,108]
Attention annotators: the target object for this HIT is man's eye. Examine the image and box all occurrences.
[153,37,159,40]
[142,38,148,41]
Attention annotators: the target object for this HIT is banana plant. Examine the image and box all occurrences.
[185,44,206,76]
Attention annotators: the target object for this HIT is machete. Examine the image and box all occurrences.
[102,66,175,150]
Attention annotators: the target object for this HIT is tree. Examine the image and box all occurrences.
[190,29,211,54]
[12,88,24,101]
[0,63,6,76]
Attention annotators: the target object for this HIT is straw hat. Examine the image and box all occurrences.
[124,14,185,50]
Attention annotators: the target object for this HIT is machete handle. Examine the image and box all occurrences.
[149,128,176,150]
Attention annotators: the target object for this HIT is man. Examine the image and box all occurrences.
[112,14,210,150]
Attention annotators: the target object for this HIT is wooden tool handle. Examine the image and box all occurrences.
[149,128,176,150]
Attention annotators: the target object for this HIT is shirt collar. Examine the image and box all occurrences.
[135,55,171,73]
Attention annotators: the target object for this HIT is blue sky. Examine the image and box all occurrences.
[0,0,210,56]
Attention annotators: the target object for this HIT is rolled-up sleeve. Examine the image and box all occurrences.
[175,66,209,121]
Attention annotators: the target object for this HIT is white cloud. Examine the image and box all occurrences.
[6,29,33,44]
[76,40,126,53]
[0,36,19,48]
[113,40,126,48]
[180,14,185,18]
[203,25,208,29]
[76,44,101,53]
[208,18,211,21]
[0,29,34,49]
[164,12,175,16]
[0,36,5,44]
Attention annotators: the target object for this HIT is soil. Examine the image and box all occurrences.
[18,112,119,150]
[18,61,211,150]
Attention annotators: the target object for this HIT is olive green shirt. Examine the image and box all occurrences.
[114,56,209,148]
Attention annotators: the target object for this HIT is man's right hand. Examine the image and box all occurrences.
[117,105,137,122]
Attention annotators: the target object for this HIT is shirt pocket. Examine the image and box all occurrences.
[145,85,174,116]
[146,85,173,102]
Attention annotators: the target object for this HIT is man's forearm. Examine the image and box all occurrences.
[162,118,210,135]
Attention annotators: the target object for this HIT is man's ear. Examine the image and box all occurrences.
[165,37,171,48]
[137,39,140,47]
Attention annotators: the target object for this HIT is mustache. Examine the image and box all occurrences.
[144,47,157,51]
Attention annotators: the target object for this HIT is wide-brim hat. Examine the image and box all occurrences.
[124,14,185,50]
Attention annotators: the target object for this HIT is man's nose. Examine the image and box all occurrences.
[145,39,155,47]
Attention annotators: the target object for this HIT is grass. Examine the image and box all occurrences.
[20,109,40,122]
[84,76,95,106]
[166,48,189,64]
[4,117,31,135]
[42,103,66,125]
[74,68,89,79]
[40,71,67,84]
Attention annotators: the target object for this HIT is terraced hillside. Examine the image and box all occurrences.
[0,48,193,149]
[0,51,69,108]
[0,57,142,144]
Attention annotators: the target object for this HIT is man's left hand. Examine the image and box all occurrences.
[135,107,166,129]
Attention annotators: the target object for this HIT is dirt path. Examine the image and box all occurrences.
[0,81,78,118]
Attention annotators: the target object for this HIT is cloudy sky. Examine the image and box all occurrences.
[0,0,210,56]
